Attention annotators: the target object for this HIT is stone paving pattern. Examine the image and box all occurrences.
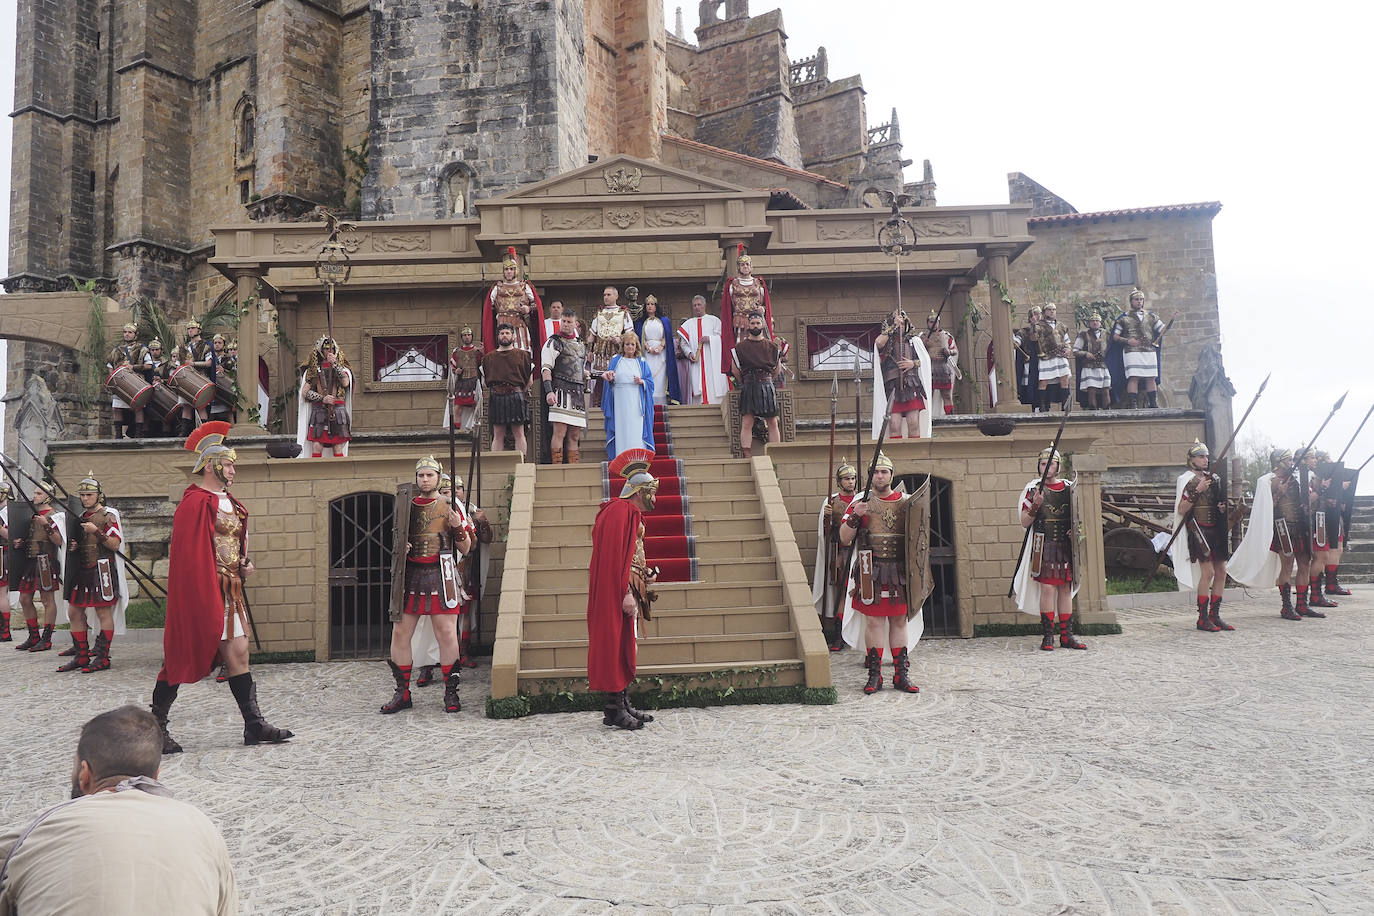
[4,588,1373,914]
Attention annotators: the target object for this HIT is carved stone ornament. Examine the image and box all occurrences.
[816,220,874,241]
[644,206,705,228]
[605,208,642,230]
[542,209,604,231]
[912,217,972,238]
[603,166,643,193]
[373,233,431,253]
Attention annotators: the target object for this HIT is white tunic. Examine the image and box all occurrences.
[677,315,729,405]
[641,320,670,405]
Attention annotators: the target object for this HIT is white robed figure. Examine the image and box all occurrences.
[677,295,729,405]
[1228,471,1279,588]
[601,334,655,460]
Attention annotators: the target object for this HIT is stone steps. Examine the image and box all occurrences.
[523,605,793,640]
[525,555,776,590]
[523,578,786,615]
[520,631,802,671]
[517,659,806,690]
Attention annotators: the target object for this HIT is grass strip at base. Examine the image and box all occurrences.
[487,683,838,719]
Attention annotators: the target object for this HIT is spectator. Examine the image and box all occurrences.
[0,705,237,915]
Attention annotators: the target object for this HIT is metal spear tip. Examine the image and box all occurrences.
[1334,391,1349,410]
[1258,372,1272,392]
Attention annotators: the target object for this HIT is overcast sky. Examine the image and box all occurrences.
[3,1,1371,487]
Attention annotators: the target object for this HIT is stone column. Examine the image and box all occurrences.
[949,277,977,412]
[228,267,266,435]
[984,247,1025,414]
[1071,452,1116,628]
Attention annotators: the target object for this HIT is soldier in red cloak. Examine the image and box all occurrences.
[587,449,660,730]
[148,421,293,754]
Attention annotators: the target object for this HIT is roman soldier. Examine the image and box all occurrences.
[1230,448,1322,620]
[0,483,12,641]
[206,334,233,422]
[12,479,66,652]
[184,318,212,371]
[1013,305,1042,408]
[838,452,928,694]
[720,245,775,369]
[587,449,660,730]
[454,473,492,668]
[1110,288,1165,408]
[480,323,534,457]
[1033,303,1072,413]
[810,459,858,652]
[1321,463,1357,599]
[873,307,932,440]
[60,473,130,673]
[149,422,294,753]
[107,323,149,438]
[1072,311,1112,410]
[297,336,353,458]
[918,311,959,416]
[541,309,591,464]
[447,326,482,431]
[142,338,167,437]
[169,345,208,436]
[382,456,473,715]
[1168,441,1234,632]
[1013,445,1088,651]
[482,247,545,354]
[1306,451,1340,610]
[731,309,781,458]
[588,286,635,387]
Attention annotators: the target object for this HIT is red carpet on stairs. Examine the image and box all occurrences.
[604,405,697,582]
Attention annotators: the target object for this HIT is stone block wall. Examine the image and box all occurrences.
[794,77,866,183]
[613,0,666,161]
[683,9,801,167]
[363,0,580,221]
[49,443,519,657]
[584,0,619,160]
[1005,211,1221,411]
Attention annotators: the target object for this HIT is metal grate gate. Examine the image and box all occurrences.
[329,492,394,659]
[895,474,959,637]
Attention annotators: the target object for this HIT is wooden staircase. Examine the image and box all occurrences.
[496,403,828,696]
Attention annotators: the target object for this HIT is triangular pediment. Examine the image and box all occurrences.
[496,154,748,200]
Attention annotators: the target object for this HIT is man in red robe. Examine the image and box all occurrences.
[148,421,293,754]
[587,449,659,730]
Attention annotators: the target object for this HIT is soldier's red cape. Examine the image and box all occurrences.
[585,497,642,693]
[162,484,238,685]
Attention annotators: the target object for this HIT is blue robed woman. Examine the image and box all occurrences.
[633,295,683,406]
[601,331,656,460]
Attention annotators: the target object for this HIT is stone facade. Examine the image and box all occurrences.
[1003,173,1222,412]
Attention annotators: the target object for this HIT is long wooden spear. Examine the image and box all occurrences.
[1007,399,1073,599]
[1336,400,1374,462]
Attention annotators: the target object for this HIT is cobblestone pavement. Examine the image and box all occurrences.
[4,588,1373,914]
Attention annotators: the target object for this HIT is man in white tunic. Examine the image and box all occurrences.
[1033,303,1072,413]
[677,295,728,405]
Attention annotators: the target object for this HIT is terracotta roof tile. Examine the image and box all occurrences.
[1029,202,1222,225]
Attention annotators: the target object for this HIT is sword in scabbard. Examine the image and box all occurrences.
[1142,373,1271,589]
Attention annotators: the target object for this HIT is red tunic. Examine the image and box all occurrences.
[162,485,246,685]
[843,492,909,618]
[586,498,642,693]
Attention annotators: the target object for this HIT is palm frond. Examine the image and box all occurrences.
[131,297,174,352]
[81,290,108,408]
[198,291,242,335]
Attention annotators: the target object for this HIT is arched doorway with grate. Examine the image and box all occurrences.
[894,473,959,637]
[329,492,394,658]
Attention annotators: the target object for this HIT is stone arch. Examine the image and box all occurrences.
[437,161,475,219]
[234,96,257,163]
[0,292,128,352]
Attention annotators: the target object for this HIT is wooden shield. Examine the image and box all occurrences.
[388,483,414,623]
[905,480,934,621]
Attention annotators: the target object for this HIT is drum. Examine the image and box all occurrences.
[169,364,215,409]
[146,381,182,423]
[212,373,239,409]
[104,365,153,410]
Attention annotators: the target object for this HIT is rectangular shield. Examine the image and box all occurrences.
[388,483,414,623]
[1274,518,1294,557]
[96,557,115,603]
[439,553,461,609]
[905,482,934,621]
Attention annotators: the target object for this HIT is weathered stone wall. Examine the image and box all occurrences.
[1005,211,1221,410]
[794,77,866,183]
[613,0,666,161]
[584,0,619,160]
[686,9,801,167]
[363,0,581,221]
